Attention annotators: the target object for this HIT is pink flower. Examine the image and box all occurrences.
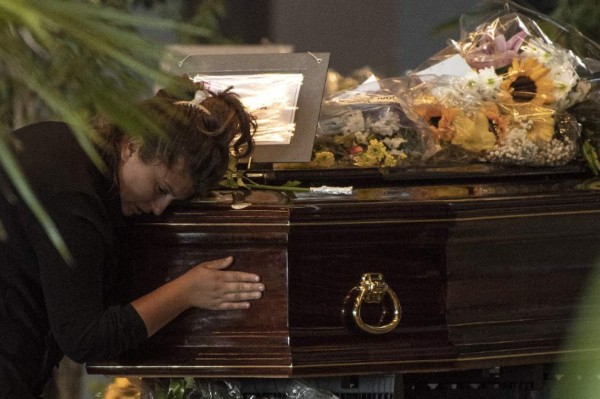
[465,31,528,70]
[347,145,364,155]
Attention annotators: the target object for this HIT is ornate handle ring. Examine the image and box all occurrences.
[351,273,401,334]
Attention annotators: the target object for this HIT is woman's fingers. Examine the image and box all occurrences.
[221,271,261,283]
[200,257,261,283]
[218,280,265,293]
[211,281,264,310]
[185,256,265,310]
[226,290,263,302]
[201,256,234,270]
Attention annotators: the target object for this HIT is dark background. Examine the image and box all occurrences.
[153,0,563,77]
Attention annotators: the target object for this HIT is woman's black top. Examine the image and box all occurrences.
[0,122,147,398]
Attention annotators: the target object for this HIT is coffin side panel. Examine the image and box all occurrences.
[88,208,293,377]
[287,202,454,375]
[446,205,600,366]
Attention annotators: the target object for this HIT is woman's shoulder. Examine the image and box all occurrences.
[14,121,79,146]
[13,121,101,199]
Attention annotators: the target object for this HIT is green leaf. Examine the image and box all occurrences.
[167,378,186,399]
[0,130,72,263]
[282,180,303,188]
[582,141,600,176]
[0,0,217,262]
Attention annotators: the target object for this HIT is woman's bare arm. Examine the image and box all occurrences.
[131,256,264,337]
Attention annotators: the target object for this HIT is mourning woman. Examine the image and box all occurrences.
[0,78,264,397]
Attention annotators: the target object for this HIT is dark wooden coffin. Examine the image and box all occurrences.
[88,165,600,377]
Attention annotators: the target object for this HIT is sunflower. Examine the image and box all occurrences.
[414,102,459,143]
[511,104,556,145]
[500,57,555,105]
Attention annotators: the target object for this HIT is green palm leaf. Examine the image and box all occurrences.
[0,0,214,261]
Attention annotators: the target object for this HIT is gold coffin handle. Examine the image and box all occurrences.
[351,273,401,334]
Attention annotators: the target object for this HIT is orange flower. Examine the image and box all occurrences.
[414,103,459,143]
[437,107,460,142]
[482,102,509,141]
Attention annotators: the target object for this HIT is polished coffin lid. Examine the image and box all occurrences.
[87,165,600,377]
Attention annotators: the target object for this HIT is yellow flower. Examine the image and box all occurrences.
[312,151,336,168]
[365,139,388,161]
[382,153,397,167]
[333,133,357,148]
[451,111,497,153]
[104,378,141,399]
[500,57,555,105]
[511,104,556,144]
[353,139,397,167]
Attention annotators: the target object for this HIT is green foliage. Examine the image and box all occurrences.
[551,0,600,41]
[179,0,233,44]
[435,0,599,45]
[0,0,214,257]
[219,155,307,194]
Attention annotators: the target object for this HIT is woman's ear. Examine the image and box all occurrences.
[120,137,141,162]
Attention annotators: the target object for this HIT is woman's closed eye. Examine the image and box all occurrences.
[157,185,170,196]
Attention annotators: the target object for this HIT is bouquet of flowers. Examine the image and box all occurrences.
[402,0,600,167]
[311,77,434,168]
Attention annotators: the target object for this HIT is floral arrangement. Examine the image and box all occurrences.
[404,1,598,167]
[308,1,600,171]
[309,78,433,168]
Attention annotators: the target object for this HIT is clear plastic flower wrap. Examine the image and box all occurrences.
[99,377,245,399]
[401,0,600,167]
[284,380,339,399]
[311,77,435,168]
[184,379,243,399]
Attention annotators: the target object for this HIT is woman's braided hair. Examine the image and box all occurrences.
[96,76,256,194]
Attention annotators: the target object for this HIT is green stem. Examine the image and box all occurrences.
[243,182,310,192]
[229,170,310,192]
[583,141,600,176]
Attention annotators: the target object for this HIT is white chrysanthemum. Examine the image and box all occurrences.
[430,84,461,103]
[341,110,365,135]
[549,63,579,106]
[461,70,482,95]
[354,131,370,145]
[476,67,502,99]
[369,111,401,137]
[387,148,408,157]
[520,37,582,109]
[457,67,502,102]
[566,80,592,107]
[521,37,553,65]
[382,136,407,150]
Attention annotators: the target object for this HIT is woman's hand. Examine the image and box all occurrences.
[132,256,264,337]
[181,256,264,310]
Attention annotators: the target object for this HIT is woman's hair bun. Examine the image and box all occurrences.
[155,74,204,103]
[141,75,256,192]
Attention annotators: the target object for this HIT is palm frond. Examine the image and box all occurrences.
[0,127,72,261]
[0,0,214,260]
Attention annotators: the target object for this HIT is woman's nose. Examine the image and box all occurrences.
[151,197,172,215]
